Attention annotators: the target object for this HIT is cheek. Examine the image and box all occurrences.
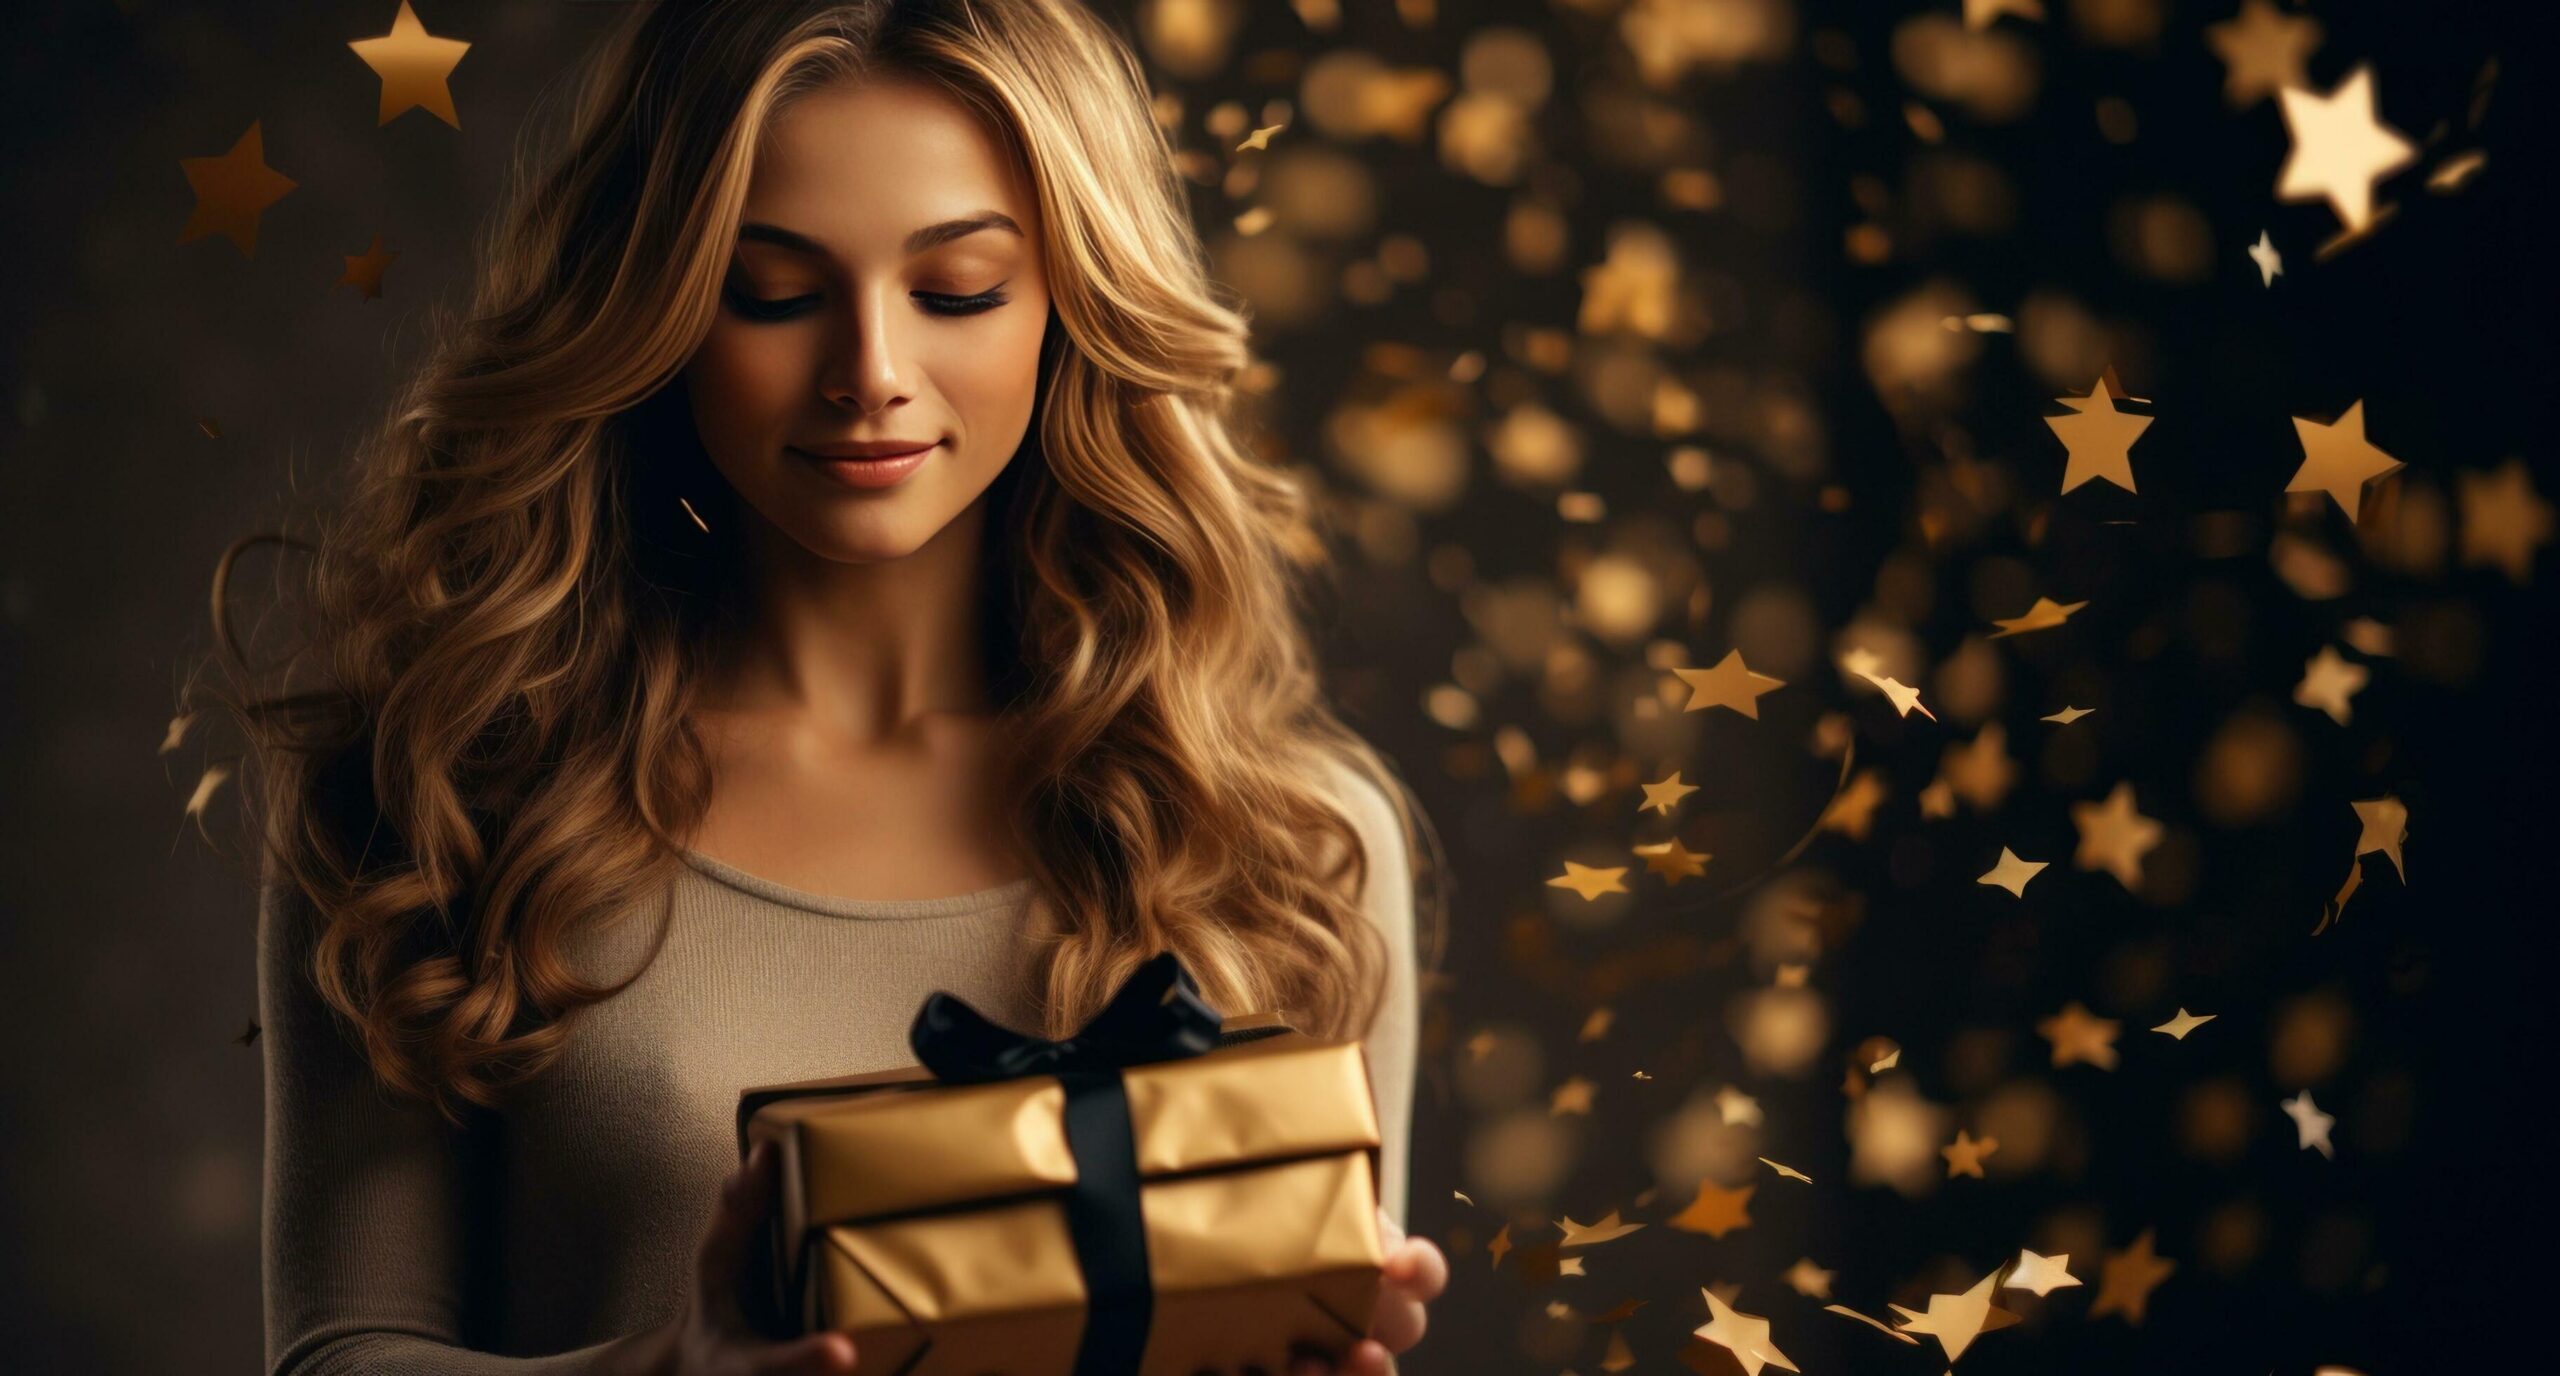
[936,309,1049,439]
[687,329,806,446]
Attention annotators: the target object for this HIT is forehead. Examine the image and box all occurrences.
[744,75,1035,249]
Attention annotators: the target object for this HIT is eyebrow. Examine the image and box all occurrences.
[737,210,1024,258]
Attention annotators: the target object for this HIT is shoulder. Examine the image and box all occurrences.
[1305,747,1416,920]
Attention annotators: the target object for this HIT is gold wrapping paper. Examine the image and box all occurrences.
[738,1010,1387,1376]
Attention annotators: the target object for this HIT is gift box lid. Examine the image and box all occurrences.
[736,1009,1382,1229]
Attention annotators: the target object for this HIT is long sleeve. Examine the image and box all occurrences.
[257,866,625,1376]
[1327,760,1421,1236]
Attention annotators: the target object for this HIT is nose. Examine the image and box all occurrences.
[820,281,913,416]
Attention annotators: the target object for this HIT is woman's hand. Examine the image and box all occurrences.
[1264,1205,1449,1376]
[598,1140,859,1376]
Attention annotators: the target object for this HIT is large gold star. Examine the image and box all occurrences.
[2005,1248,2082,1297]
[2071,780,2162,889]
[2351,794,2409,881]
[177,121,298,258]
[2457,457,2554,582]
[2205,0,2323,108]
[1941,1129,1999,1179]
[2276,64,2415,234]
[1977,846,2048,898]
[2088,1230,2176,1324]
[1632,838,1711,884]
[2038,1001,2121,1069]
[1889,1267,2015,1363]
[2293,645,2368,725]
[1692,1288,1798,1376]
[1640,770,1700,814]
[1665,1178,1755,1239]
[1547,861,1629,901]
[349,1,473,128]
[2044,368,2152,494]
[1672,649,1786,718]
[2286,398,2405,522]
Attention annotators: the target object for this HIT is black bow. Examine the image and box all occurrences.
[904,949,1226,1376]
[908,948,1225,1084]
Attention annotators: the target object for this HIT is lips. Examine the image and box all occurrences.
[794,439,938,460]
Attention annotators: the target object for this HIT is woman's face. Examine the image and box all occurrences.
[683,74,1050,565]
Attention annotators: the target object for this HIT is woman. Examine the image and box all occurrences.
[193,2,1450,1372]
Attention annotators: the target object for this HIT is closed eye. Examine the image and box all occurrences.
[720,286,1012,322]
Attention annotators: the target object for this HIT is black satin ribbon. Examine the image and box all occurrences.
[907,950,1224,1376]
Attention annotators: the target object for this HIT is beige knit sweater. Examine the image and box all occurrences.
[260,768,1420,1374]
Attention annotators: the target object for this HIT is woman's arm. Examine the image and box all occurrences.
[1328,761,1421,1236]
[258,866,624,1375]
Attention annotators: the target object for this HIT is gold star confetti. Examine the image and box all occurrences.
[2089,1230,2176,1324]
[1889,1267,2016,1364]
[2276,63,2416,235]
[1963,0,2044,30]
[2006,1248,2082,1297]
[2248,228,2284,286]
[235,1018,262,1047]
[2205,0,2323,108]
[2044,367,2152,495]
[2152,1007,2216,1039]
[1235,121,1285,152]
[2457,457,2555,582]
[1551,1075,1597,1116]
[1817,768,1889,842]
[1672,649,1786,718]
[1640,770,1700,814]
[1692,1288,1799,1376]
[1632,837,1711,884]
[2292,645,2369,725]
[1939,723,2018,812]
[1988,596,2089,638]
[2043,704,2094,724]
[160,713,194,755]
[1715,1086,1763,1126]
[1451,1189,1473,1206]
[2038,1002,2121,1069]
[1556,1209,1645,1247]
[2283,1089,2338,1158]
[1464,1029,1498,1062]
[184,763,232,826]
[349,0,472,128]
[1977,846,2048,898]
[2071,780,2162,889]
[1665,1178,1755,1239]
[1486,1223,1511,1269]
[1823,1305,1921,1345]
[337,232,397,300]
[177,121,298,258]
[1940,1129,1998,1178]
[1783,1258,1835,1300]
[1759,1157,1813,1185]
[1548,861,1630,901]
[2351,794,2409,881]
[2286,399,2406,522]
[1580,1006,1614,1041]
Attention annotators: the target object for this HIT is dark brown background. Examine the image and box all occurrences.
[2,2,2546,1373]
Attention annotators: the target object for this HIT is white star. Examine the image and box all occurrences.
[2248,230,2283,286]
[2282,1089,2336,1159]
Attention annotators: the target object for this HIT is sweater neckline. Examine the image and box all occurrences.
[678,847,1037,921]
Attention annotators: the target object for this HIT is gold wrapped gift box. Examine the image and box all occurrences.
[738,1009,1386,1375]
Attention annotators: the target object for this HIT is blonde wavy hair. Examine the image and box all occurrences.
[185,0,1448,1128]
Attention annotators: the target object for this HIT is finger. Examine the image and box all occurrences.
[749,1331,857,1376]
[1389,1236,1449,1301]
[698,1141,774,1327]
[1342,1338,1392,1375]
[1368,1284,1427,1353]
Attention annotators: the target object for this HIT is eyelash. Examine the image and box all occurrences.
[722,287,1010,322]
